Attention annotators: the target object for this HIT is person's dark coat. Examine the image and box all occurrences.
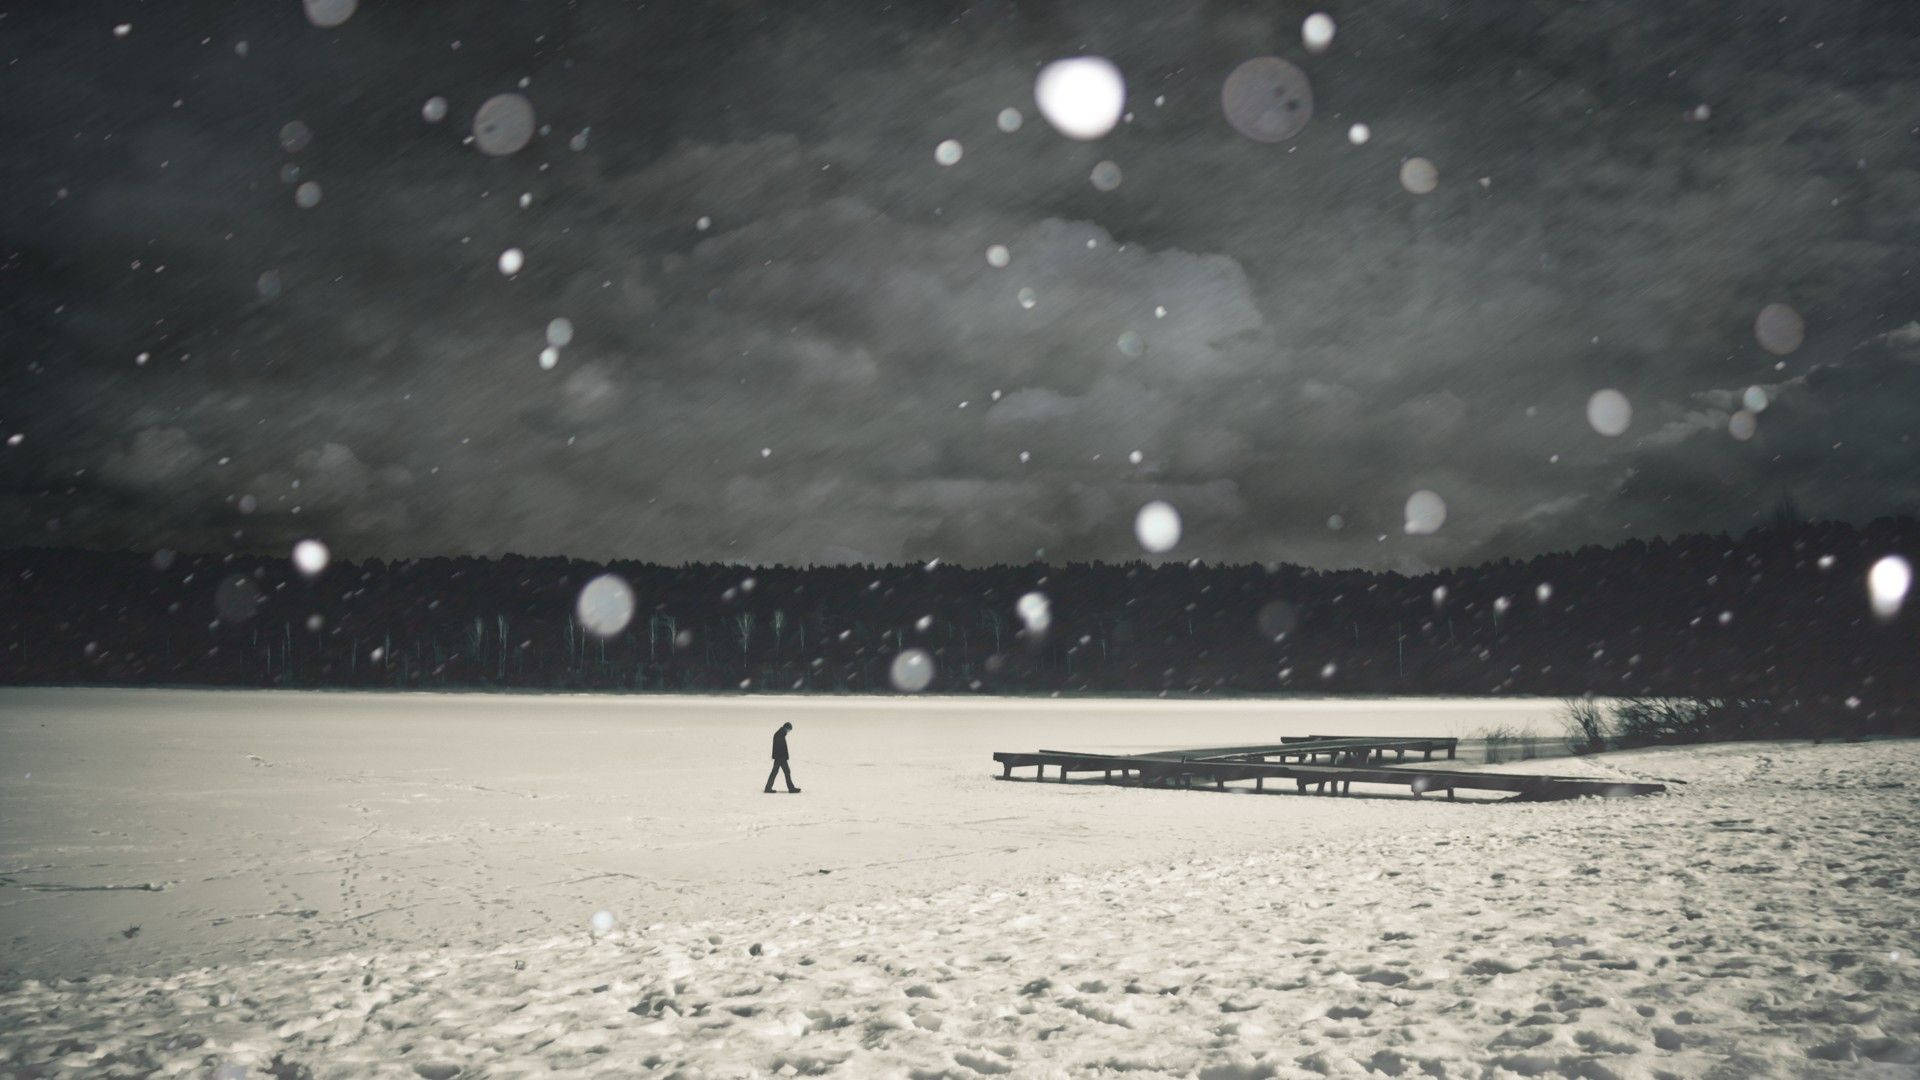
[772,725,790,761]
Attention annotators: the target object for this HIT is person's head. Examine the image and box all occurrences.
[781,722,793,732]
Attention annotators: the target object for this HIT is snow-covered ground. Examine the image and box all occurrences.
[2,690,1915,1078]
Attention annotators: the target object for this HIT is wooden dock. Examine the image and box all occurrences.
[993,736,1663,800]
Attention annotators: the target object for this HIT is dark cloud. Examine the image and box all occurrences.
[3,0,1919,568]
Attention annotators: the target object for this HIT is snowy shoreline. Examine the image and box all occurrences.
[3,693,1915,1077]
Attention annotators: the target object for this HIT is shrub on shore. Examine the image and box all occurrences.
[1558,696,1858,751]
[1564,697,1609,754]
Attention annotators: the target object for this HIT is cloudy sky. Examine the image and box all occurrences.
[3,0,1918,569]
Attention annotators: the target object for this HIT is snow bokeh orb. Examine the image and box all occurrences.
[1090,160,1123,191]
[1348,123,1370,145]
[934,139,963,166]
[1586,389,1632,436]
[303,0,358,28]
[291,539,330,577]
[1301,12,1336,53]
[1431,585,1448,606]
[1257,600,1298,640]
[539,347,559,370]
[997,107,1024,133]
[1403,490,1447,535]
[1034,56,1126,140]
[498,248,524,276]
[986,244,1010,268]
[1017,592,1051,634]
[889,648,934,692]
[294,181,322,209]
[1017,287,1036,309]
[1743,385,1769,412]
[1754,303,1804,355]
[214,576,263,624]
[1116,330,1144,356]
[1728,410,1757,441]
[472,93,536,156]
[1128,449,1144,465]
[1221,58,1313,143]
[1135,500,1181,553]
[1535,582,1553,603]
[576,574,635,637]
[422,96,448,123]
[546,317,574,348]
[256,270,283,299]
[278,121,313,153]
[1868,555,1911,620]
[1399,157,1439,194]
[590,909,615,935]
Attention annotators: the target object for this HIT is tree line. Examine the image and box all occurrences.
[0,517,1914,735]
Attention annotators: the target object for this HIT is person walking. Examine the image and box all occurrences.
[764,721,800,793]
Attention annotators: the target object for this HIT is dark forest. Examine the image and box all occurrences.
[5,517,1914,735]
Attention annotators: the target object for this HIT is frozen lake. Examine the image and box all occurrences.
[2,689,1916,1077]
[0,688,1566,979]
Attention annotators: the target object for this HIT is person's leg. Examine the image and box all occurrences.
[764,761,781,792]
[781,760,799,792]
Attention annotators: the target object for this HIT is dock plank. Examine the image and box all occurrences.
[993,746,1662,800]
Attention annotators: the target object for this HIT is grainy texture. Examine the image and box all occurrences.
[1,691,1914,1077]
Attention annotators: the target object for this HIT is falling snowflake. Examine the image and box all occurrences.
[291,539,330,577]
[1034,56,1125,140]
[889,648,934,692]
[1301,12,1336,52]
[1135,501,1181,553]
[1403,490,1447,535]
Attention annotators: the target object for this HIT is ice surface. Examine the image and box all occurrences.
[2,690,1914,1078]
